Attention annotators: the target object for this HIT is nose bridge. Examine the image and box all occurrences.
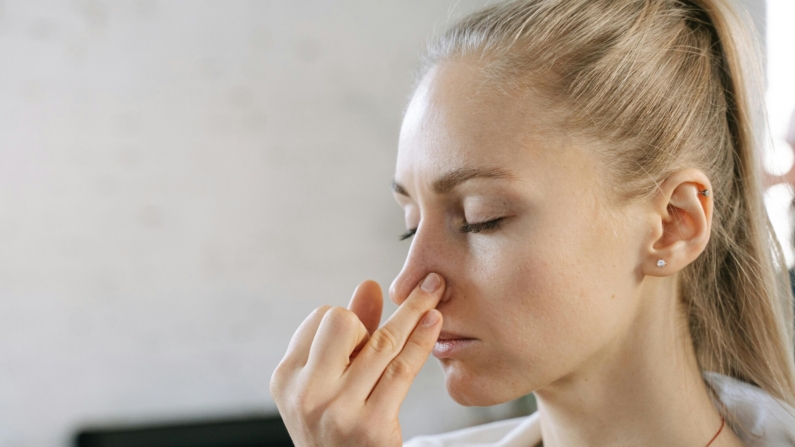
[389,221,447,305]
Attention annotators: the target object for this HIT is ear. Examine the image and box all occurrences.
[643,169,713,277]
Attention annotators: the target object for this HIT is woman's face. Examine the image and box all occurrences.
[390,60,650,406]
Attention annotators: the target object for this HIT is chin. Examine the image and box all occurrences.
[440,360,518,407]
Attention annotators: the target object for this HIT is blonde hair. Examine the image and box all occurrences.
[424,0,795,409]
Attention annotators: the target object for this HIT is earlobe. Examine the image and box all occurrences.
[643,169,713,277]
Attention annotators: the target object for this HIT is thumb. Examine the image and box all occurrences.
[348,280,383,336]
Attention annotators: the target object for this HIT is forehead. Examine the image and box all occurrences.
[396,59,559,184]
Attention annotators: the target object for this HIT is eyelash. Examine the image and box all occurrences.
[399,217,504,241]
[460,217,504,233]
[399,229,416,241]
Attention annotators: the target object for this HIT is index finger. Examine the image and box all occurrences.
[342,272,445,400]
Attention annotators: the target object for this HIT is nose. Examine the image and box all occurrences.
[389,222,452,306]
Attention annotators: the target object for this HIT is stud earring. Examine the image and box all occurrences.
[700,189,710,197]
[657,259,666,268]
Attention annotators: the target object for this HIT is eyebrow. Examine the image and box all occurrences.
[391,167,515,197]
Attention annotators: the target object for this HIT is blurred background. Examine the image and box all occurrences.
[0,0,789,446]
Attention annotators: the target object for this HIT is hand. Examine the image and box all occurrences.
[270,273,445,447]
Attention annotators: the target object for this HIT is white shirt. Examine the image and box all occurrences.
[404,372,795,447]
[787,108,795,146]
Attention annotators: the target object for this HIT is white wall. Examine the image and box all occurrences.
[0,1,495,445]
[0,0,766,446]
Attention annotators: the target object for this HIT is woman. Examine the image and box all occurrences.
[269,0,795,445]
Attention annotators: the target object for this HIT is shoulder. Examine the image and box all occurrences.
[403,412,540,447]
[703,371,795,447]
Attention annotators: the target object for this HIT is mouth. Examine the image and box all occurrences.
[433,331,478,358]
[437,330,471,340]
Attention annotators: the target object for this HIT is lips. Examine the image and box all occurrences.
[433,330,477,358]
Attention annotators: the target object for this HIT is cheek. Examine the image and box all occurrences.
[514,214,636,351]
[486,242,598,361]
[435,170,651,406]
[454,204,640,398]
[480,211,623,336]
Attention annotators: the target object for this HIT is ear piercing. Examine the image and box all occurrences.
[653,192,708,270]
[654,192,708,270]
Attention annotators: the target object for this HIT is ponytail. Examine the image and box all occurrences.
[678,0,795,405]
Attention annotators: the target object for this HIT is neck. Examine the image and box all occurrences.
[534,275,742,447]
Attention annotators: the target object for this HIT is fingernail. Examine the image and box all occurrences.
[420,273,441,293]
[422,309,440,327]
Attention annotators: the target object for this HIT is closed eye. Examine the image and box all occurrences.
[400,217,504,241]
[460,217,504,234]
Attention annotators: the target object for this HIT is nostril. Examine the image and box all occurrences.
[437,282,453,304]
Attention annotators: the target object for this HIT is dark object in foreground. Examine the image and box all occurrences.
[75,414,292,447]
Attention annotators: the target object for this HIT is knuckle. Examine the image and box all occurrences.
[405,332,431,351]
[324,306,360,334]
[325,306,357,325]
[269,362,293,399]
[269,368,283,396]
[385,355,415,379]
[349,419,380,444]
[368,326,399,355]
[322,409,379,445]
[322,408,350,431]
[320,407,363,441]
[404,293,432,314]
[294,394,313,416]
[291,388,321,418]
